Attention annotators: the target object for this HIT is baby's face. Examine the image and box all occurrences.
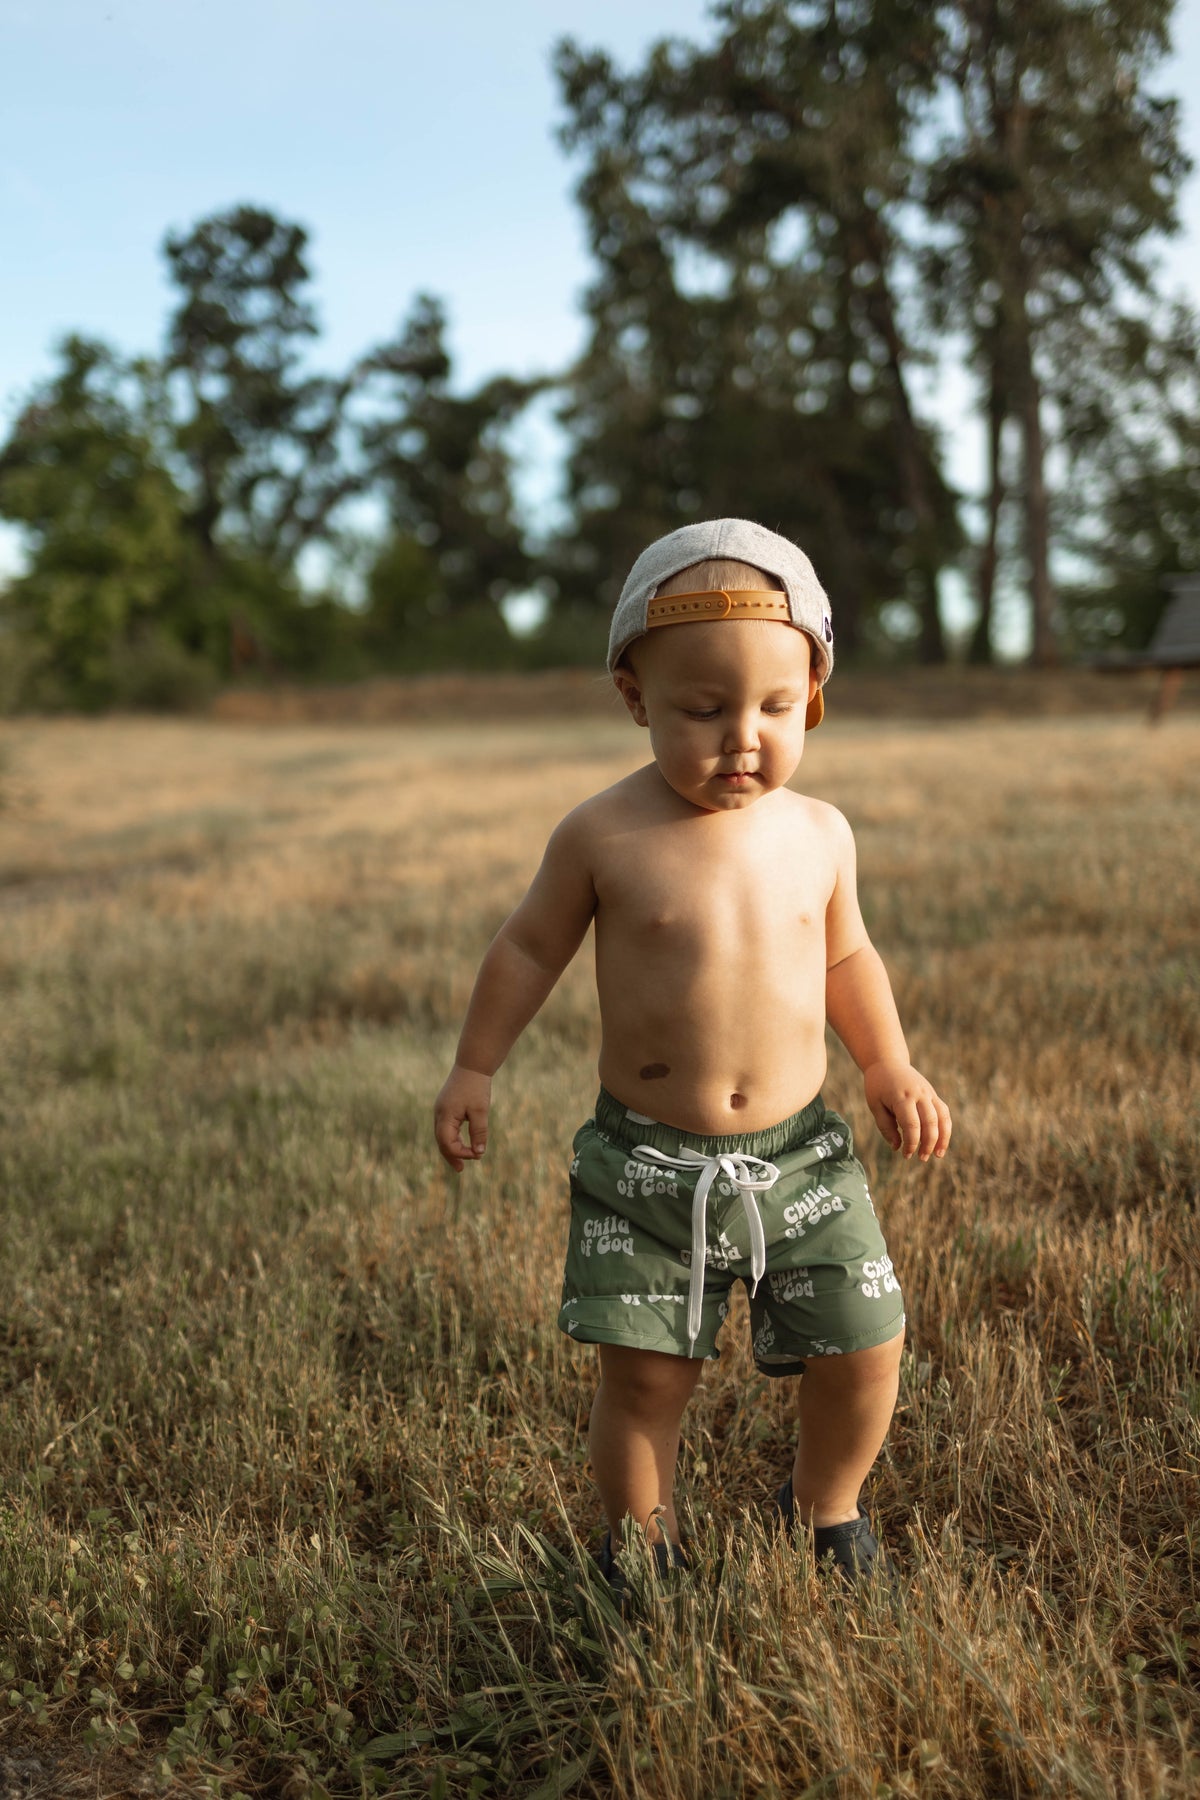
[613,620,817,813]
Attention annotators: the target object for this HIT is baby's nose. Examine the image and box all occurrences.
[723,711,761,752]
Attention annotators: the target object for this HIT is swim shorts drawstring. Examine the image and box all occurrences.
[630,1143,782,1354]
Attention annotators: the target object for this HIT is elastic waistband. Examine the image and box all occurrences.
[594,1086,827,1162]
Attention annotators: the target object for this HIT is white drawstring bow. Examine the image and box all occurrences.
[631,1142,782,1353]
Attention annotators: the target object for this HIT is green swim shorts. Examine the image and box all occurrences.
[558,1088,904,1373]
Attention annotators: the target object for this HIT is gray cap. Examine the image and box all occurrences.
[607,517,834,683]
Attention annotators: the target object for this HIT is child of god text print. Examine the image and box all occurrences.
[861,1254,899,1300]
[616,1159,681,1201]
[578,1214,634,1257]
[782,1184,846,1238]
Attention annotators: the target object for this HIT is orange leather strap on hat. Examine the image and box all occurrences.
[645,588,792,626]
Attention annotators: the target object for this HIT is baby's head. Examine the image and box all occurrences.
[608,518,834,731]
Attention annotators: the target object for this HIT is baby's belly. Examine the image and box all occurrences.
[595,950,829,1136]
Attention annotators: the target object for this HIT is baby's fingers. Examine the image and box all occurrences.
[866,1063,952,1163]
[434,1113,467,1172]
[463,1104,488,1161]
[434,1107,480,1173]
[896,1097,926,1160]
[877,1093,932,1160]
[914,1094,946,1161]
[433,1065,493,1174]
[869,1096,904,1152]
[909,1093,952,1161]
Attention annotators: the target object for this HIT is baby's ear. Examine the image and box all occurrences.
[612,667,650,727]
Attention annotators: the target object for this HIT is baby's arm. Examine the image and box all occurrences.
[434,809,598,1172]
[822,809,951,1162]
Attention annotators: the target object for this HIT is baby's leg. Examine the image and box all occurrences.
[788,1328,904,1528]
[588,1344,705,1547]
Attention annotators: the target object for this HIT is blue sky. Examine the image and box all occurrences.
[3,0,1199,606]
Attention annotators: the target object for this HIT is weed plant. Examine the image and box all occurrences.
[0,710,1196,1798]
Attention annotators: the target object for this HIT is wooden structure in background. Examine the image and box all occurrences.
[1092,575,1200,722]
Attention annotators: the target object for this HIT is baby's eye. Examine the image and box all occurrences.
[684,708,720,720]
[763,704,793,715]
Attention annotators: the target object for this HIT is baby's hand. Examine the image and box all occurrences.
[864,1061,951,1162]
[434,1066,492,1173]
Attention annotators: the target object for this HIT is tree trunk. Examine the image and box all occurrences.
[1014,314,1057,666]
[914,553,946,665]
[970,376,1005,664]
[813,470,864,658]
[856,221,947,664]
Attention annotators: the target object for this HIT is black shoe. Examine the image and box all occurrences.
[773,1478,887,1585]
[597,1529,688,1606]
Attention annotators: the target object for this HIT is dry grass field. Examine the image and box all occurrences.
[0,689,1197,1799]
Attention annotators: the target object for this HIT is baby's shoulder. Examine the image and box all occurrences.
[545,768,660,855]
[566,766,669,832]
[767,793,856,883]
[777,787,854,846]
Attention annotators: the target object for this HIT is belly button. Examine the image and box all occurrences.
[730,1092,747,1109]
[640,1063,670,1080]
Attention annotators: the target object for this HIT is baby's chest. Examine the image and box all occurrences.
[594,837,832,945]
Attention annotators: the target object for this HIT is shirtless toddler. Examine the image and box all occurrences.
[434,518,951,1584]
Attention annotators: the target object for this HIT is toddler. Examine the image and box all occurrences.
[434,518,950,1586]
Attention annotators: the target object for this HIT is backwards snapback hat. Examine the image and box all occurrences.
[607,518,834,729]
